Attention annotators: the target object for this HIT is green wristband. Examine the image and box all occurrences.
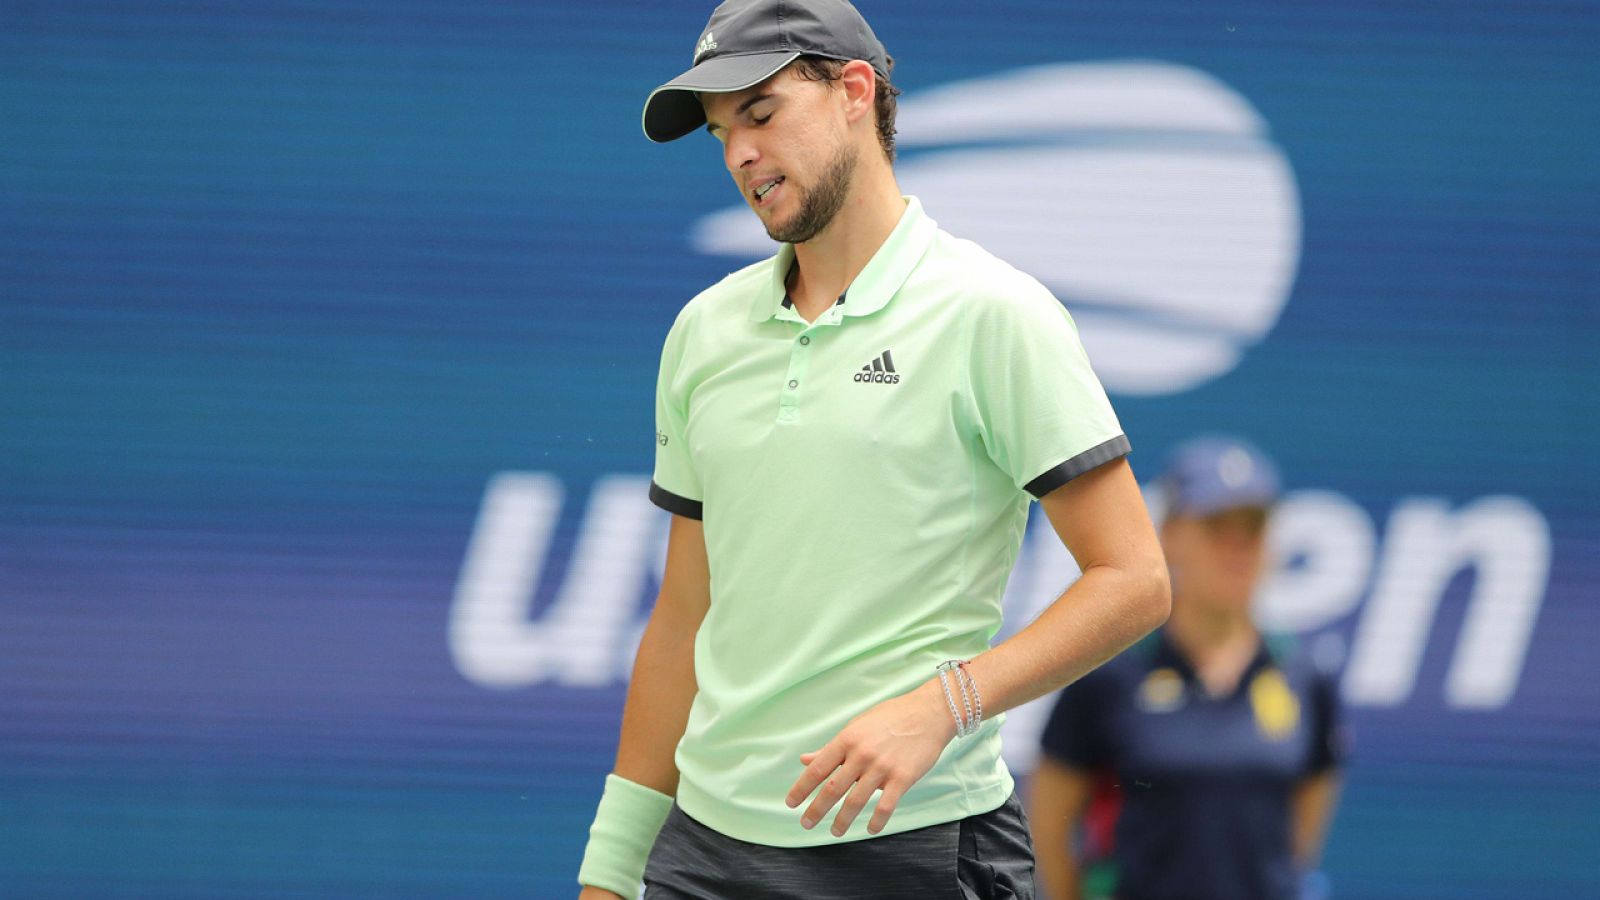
[576,773,675,899]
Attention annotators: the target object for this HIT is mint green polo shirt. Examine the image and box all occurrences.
[650,196,1129,847]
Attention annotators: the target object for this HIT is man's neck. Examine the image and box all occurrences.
[1165,601,1260,695]
[787,164,904,322]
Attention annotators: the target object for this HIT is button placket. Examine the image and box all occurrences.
[779,326,815,422]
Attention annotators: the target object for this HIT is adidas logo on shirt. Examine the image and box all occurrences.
[854,350,901,384]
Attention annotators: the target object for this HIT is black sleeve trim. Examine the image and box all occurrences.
[649,480,704,520]
[1024,434,1133,499]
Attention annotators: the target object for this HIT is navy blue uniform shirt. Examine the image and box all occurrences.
[1040,630,1345,900]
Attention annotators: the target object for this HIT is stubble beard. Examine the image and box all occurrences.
[763,141,859,245]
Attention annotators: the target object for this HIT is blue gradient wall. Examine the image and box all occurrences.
[3,1,1596,897]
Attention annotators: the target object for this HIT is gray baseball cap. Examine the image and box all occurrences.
[642,0,891,143]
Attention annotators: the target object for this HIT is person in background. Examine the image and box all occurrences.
[1029,436,1346,900]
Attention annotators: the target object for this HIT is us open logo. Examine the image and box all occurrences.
[692,61,1302,397]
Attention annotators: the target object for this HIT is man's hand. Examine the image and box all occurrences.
[577,887,624,900]
[785,679,958,837]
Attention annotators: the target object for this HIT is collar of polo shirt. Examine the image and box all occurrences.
[746,196,940,323]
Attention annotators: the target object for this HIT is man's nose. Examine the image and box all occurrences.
[725,130,759,172]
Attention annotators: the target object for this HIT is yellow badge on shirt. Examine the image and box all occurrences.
[1249,669,1300,740]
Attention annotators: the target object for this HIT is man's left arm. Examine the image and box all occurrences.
[954,457,1169,716]
[787,456,1169,836]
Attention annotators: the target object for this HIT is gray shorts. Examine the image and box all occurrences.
[642,791,1036,900]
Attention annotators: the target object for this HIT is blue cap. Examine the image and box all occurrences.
[1159,435,1282,517]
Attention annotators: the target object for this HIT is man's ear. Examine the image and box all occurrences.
[837,59,877,125]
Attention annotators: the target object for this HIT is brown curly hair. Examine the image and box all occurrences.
[790,55,902,162]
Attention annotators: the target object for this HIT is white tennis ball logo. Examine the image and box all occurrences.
[691,61,1302,396]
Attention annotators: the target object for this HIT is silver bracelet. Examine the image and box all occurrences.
[936,660,966,735]
[957,660,983,733]
[937,659,983,737]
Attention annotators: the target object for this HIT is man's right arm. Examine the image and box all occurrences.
[578,513,711,900]
[613,513,710,794]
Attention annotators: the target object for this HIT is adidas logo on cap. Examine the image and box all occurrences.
[693,31,718,62]
[854,350,900,384]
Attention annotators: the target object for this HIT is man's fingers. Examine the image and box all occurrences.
[829,774,883,837]
[865,780,907,835]
[801,761,863,829]
[785,745,844,809]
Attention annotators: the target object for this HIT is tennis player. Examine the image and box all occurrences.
[1031,437,1346,900]
[577,2,1171,897]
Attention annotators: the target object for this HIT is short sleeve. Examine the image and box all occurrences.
[650,309,703,520]
[1039,673,1111,770]
[1306,664,1348,774]
[966,283,1129,499]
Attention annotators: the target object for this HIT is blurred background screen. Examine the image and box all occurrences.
[3,1,1596,897]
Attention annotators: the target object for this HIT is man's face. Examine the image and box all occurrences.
[701,67,859,244]
[1161,505,1272,615]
